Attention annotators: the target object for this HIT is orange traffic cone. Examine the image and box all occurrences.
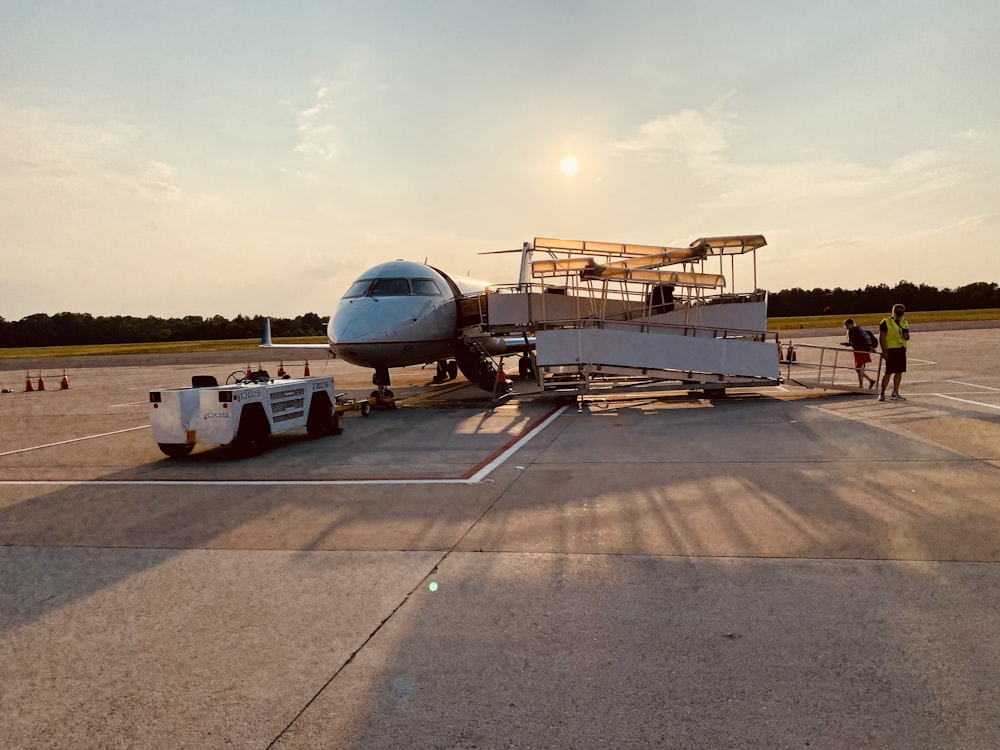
[277,361,286,377]
[246,363,253,378]
[304,360,311,377]
[37,373,45,391]
[60,370,70,390]
[25,372,33,392]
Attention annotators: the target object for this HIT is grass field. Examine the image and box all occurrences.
[0,336,325,360]
[767,308,1000,331]
[2,309,998,359]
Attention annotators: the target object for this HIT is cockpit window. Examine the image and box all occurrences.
[369,278,411,297]
[343,276,443,298]
[342,280,372,299]
[411,278,443,296]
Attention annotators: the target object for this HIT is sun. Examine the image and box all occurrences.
[560,154,580,176]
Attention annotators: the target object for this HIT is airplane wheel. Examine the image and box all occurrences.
[370,389,396,408]
[447,360,458,380]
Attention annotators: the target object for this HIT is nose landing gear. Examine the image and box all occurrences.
[371,367,398,408]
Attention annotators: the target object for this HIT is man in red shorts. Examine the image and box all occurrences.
[842,318,877,389]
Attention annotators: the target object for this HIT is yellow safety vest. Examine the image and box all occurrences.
[882,316,909,349]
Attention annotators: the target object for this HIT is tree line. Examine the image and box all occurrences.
[2,280,998,348]
[766,280,1000,317]
[0,313,325,348]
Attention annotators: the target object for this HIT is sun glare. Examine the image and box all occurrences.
[560,154,580,176]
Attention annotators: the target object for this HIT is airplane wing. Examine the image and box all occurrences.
[259,318,332,350]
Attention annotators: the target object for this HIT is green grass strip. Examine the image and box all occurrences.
[0,336,326,359]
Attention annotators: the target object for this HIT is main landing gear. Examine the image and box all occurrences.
[432,359,459,384]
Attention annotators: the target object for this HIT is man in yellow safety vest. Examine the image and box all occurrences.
[877,303,910,402]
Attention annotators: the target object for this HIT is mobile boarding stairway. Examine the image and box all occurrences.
[458,235,783,401]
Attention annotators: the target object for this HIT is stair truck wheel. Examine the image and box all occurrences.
[158,443,194,459]
[307,393,339,437]
[233,405,270,457]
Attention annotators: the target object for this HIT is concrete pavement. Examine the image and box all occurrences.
[2,327,1000,748]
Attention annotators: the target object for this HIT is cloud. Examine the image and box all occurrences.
[892,212,1000,243]
[287,56,384,168]
[139,180,182,200]
[706,158,882,208]
[292,87,342,160]
[0,103,185,203]
[609,93,737,166]
[139,160,183,200]
[145,160,174,177]
[813,236,869,250]
[607,95,971,213]
[609,97,968,210]
[960,128,989,145]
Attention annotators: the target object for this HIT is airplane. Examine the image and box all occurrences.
[264,235,773,405]
[262,258,531,404]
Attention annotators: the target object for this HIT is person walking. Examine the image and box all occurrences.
[878,304,910,401]
[842,318,877,389]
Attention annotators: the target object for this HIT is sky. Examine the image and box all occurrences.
[2,0,999,319]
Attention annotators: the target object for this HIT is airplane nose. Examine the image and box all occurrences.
[333,318,368,342]
[332,298,438,349]
[337,316,370,341]
[332,299,380,342]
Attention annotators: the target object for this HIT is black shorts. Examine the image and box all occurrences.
[884,347,907,374]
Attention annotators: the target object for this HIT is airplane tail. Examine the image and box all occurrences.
[258,317,333,352]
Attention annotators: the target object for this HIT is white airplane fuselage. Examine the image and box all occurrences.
[328,260,486,371]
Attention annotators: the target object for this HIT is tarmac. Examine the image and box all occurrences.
[2,325,1000,749]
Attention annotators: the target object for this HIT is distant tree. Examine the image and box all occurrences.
[4,280,1000,349]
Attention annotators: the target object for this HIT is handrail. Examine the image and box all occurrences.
[487,282,766,306]
[781,342,884,389]
[536,316,779,343]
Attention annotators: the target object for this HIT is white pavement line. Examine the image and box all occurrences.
[0,425,150,458]
[1,478,480,486]
[0,407,570,487]
[947,380,1000,392]
[465,405,568,484]
[932,394,1000,411]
